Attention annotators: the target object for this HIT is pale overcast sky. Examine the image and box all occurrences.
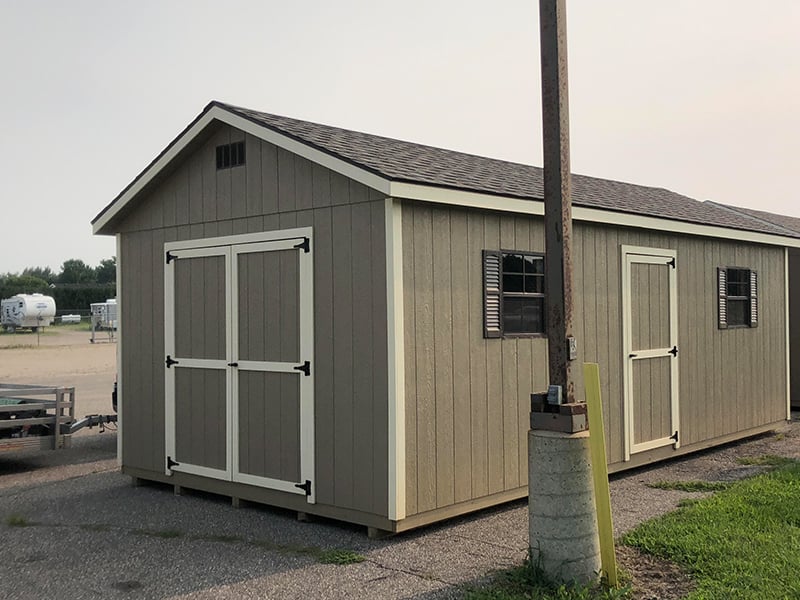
[1,1,798,274]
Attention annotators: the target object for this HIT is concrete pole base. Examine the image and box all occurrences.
[529,429,601,585]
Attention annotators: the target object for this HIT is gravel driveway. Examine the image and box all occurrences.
[1,414,797,599]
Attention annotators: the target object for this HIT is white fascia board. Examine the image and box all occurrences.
[573,206,800,249]
[93,105,391,235]
[387,184,800,249]
[216,109,391,195]
[94,110,216,235]
[389,182,545,216]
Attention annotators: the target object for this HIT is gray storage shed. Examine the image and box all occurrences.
[93,101,799,534]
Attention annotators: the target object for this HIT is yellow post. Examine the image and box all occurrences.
[583,363,618,586]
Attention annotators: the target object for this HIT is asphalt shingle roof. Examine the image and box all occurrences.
[707,202,800,237]
[220,102,798,239]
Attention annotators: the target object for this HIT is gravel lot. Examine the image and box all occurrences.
[1,330,798,599]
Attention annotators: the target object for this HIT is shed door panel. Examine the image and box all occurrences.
[631,357,672,446]
[631,263,670,352]
[175,255,226,360]
[623,248,680,460]
[237,371,300,482]
[237,250,299,363]
[175,367,227,471]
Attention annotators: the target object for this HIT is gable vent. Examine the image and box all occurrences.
[216,141,245,169]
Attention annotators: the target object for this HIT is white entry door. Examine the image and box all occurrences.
[164,228,315,503]
[621,246,680,460]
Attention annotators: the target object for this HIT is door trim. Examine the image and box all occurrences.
[621,245,680,461]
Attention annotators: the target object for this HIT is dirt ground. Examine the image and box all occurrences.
[0,328,117,435]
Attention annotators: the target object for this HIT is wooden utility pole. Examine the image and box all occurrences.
[539,0,577,402]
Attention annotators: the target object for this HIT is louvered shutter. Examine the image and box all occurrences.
[717,267,728,329]
[749,270,758,328]
[483,250,502,338]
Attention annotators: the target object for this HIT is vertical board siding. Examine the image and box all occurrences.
[403,203,787,515]
[574,225,786,466]
[402,202,547,516]
[116,126,389,517]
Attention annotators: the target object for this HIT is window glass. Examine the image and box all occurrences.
[503,297,543,334]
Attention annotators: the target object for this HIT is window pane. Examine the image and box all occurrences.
[726,268,750,299]
[503,297,543,334]
[727,269,749,284]
[525,274,544,293]
[524,255,544,274]
[727,299,749,326]
[503,254,525,274]
[503,273,524,293]
[727,283,747,297]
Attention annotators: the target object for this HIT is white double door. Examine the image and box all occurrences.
[164,229,315,503]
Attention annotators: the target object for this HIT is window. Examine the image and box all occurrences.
[216,141,246,169]
[483,250,545,338]
[718,267,758,328]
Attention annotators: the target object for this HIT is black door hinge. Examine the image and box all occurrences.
[227,362,239,367]
[668,346,678,357]
[293,237,310,253]
[670,431,679,443]
[295,480,312,496]
[167,456,180,470]
[294,361,311,376]
[166,355,179,368]
[166,251,176,264]
[667,257,676,268]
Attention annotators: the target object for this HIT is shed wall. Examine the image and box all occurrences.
[401,202,549,517]
[575,225,787,464]
[402,201,788,517]
[118,123,390,517]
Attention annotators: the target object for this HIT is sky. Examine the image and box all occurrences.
[1,0,798,274]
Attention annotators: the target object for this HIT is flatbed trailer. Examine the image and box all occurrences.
[0,383,117,453]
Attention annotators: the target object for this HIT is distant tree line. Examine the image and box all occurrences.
[0,258,117,312]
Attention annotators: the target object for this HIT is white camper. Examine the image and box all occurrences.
[1,294,57,332]
[90,298,117,343]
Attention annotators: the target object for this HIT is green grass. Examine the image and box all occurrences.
[622,460,800,599]
[317,549,366,565]
[736,454,794,467]
[465,557,631,600]
[647,480,731,492]
[5,514,32,527]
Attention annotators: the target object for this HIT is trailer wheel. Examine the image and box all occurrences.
[30,327,38,333]
[5,326,15,333]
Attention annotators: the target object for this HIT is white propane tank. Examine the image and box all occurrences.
[1,293,57,331]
